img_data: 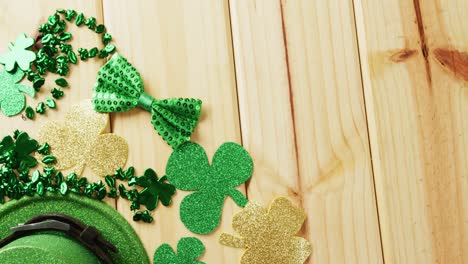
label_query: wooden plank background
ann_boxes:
[0,0,466,263]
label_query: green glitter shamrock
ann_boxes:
[0,68,35,116]
[130,168,176,211]
[166,142,253,235]
[153,237,205,264]
[0,33,36,72]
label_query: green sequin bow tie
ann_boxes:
[93,53,202,149]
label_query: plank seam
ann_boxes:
[350,0,386,262]
[227,0,249,198]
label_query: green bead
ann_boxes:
[60,182,68,195]
[98,49,108,59]
[38,24,50,33]
[68,50,77,64]
[59,32,72,41]
[41,33,53,44]
[51,88,64,99]
[43,166,55,176]
[78,48,89,60]
[85,17,96,30]
[43,45,58,57]
[133,210,153,223]
[25,106,35,120]
[60,43,72,53]
[77,177,88,187]
[108,188,118,198]
[55,78,68,87]
[76,13,85,26]
[66,173,77,185]
[24,183,34,196]
[32,76,45,90]
[118,184,128,199]
[65,10,77,21]
[104,175,115,187]
[26,71,38,81]
[36,181,45,196]
[95,24,105,33]
[102,33,112,45]
[35,102,46,114]
[37,142,50,155]
[103,44,116,54]
[47,14,59,27]
[45,98,56,109]
[56,55,68,64]
[41,155,56,164]
[130,201,140,211]
[53,20,66,34]
[88,47,98,58]
[31,170,40,183]
[56,63,69,76]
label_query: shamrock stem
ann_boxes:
[219,233,246,248]
[227,188,248,207]
[74,162,85,176]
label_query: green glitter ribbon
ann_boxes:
[92,53,202,149]
[166,142,253,235]
[0,68,35,116]
[153,237,205,264]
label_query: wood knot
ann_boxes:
[433,48,468,82]
[390,49,418,63]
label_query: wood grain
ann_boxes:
[102,0,243,262]
[0,1,466,263]
[353,0,468,262]
[230,0,383,263]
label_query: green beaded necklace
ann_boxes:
[0,9,115,118]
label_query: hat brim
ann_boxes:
[0,193,149,264]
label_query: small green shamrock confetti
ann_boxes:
[0,68,35,116]
[37,143,50,155]
[45,98,56,109]
[154,237,205,264]
[0,33,36,72]
[166,142,253,235]
[25,106,35,120]
[35,102,46,114]
[51,87,64,99]
[133,210,153,223]
[130,168,176,211]
[0,131,39,171]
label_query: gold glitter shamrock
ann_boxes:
[37,100,128,177]
[0,33,36,72]
[219,197,312,264]
[0,68,35,116]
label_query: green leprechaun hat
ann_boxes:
[0,193,149,264]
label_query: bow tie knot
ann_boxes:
[93,53,202,149]
[137,92,154,112]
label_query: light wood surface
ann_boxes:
[230,0,382,263]
[0,0,466,263]
[354,0,468,263]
